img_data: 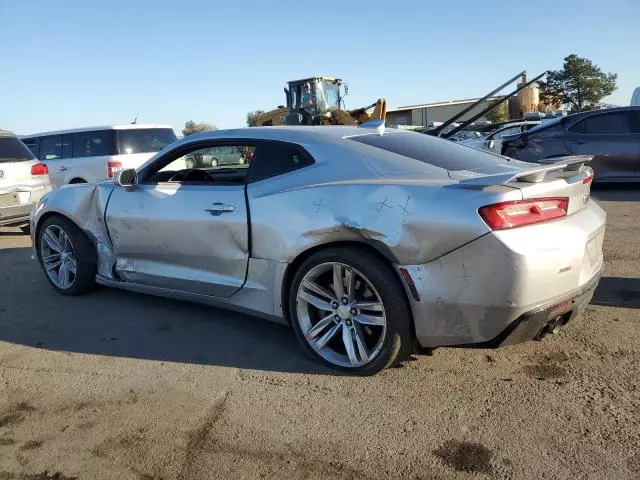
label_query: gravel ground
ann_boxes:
[0,185,638,480]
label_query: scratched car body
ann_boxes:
[31,126,606,374]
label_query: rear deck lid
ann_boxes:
[450,155,594,215]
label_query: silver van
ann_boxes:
[21,125,177,188]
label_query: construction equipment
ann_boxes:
[425,71,547,139]
[253,77,387,127]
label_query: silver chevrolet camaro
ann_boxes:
[30,125,606,374]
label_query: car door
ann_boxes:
[104,141,252,298]
[565,110,639,181]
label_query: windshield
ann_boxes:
[315,81,341,113]
[116,128,177,155]
[0,135,36,163]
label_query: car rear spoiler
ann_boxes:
[457,155,593,185]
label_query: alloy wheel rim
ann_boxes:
[40,225,77,290]
[296,262,387,368]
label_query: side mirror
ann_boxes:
[114,168,137,190]
[487,140,495,150]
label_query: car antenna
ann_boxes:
[131,110,140,124]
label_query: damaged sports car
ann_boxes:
[31,126,606,374]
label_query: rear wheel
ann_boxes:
[289,247,413,375]
[36,216,97,296]
[210,158,219,167]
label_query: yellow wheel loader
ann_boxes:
[253,77,387,127]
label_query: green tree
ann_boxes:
[182,120,216,136]
[484,100,508,123]
[542,54,617,112]
[246,110,265,127]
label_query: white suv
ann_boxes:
[21,125,177,188]
[0,130,52,233]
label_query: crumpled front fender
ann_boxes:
[31,183,117,278]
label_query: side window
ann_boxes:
[583,112,632,134]
[61,135,73,158]
[248,141,313,182]
[39,136,62,160]
[21,138,39,158]
[73,130,114,158]
[147,143,256,184]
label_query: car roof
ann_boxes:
[496,121,540,128]
[174,125,388,145]
[21,124,174,138]
[566,105,640,120]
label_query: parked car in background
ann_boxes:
[21,125,177,188]
[447,131,484,143]
[502,107,640,182]
[184,145,254,168]
[31,126,603,374]
[0,130,52,233]
[460,121,540,153]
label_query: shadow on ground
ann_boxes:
[0,246,329,374]
[592,276,640,309]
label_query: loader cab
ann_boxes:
[284,77,345,125]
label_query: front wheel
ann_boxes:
[36,215,97,296]
[289,247,413,375]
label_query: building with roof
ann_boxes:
[385,97,503,128]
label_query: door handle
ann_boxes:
[204,202,235,216]
[59,166,69,171]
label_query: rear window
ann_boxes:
[116,128,177,155]
[348,132,511,171]
[525,117,563,134]
[0,135,36,163]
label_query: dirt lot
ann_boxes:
[0,186,639,480]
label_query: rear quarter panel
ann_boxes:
[246,172,521,266]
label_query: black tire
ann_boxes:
[288,247,413,375]
[36,215,97,296]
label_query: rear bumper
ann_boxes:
[0,187,50,227]
[0,202,33,227]
[397,200,606,348]
[485,268,600,346]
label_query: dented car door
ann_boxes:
[104,183,249,298]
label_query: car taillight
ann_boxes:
[107,161,123,178]
[31,163,49,175]
[582,171,593,184]
[479,197,569,230]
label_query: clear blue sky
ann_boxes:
[1,0,638,135]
